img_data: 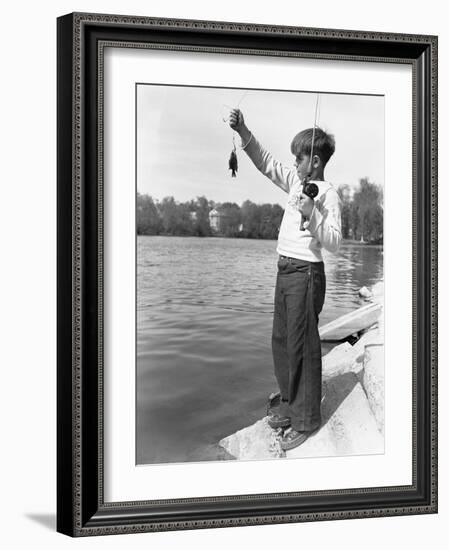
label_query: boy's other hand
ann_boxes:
[298,193,314,219]
[229,108,245,132]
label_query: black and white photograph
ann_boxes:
[136,84,385,465]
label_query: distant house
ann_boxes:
[209,208,221,231]
[209,207,240,236]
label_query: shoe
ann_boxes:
[280,428,310,450]
[268,414,291,429]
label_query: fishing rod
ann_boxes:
[299,93,321,230]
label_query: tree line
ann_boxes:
[136,195,284,239]
[339,178,383,244]
[137,178,383,243]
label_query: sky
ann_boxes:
[137,84,384,206]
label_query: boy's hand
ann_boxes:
[298,193,314,219]
[229,108,245,132]
[229,108,252,146]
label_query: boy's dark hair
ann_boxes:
[290,127,335,166]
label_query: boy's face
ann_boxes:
[294,151,311,182]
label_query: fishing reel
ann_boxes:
[299,176,319,230]
[302,179,319,200]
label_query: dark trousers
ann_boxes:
[272,256,326,432]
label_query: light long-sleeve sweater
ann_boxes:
[243,134,342,262]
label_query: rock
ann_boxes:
[352,322,383,352]
[219,417,282,460]
[328,381,383,455]
[369,281,384,336]
[371,281,384,304]
[322,341,364,380]
[321,324,385,382]
[219,371,384,460]
[288,379,383,458]
[359,286,373,299]
[361,343,385,435]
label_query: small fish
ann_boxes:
[228,149,238,177]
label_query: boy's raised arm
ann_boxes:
[229,109,297,193]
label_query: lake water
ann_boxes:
[136,236,383,464]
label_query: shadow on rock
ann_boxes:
[321,371,359,428]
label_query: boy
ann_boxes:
[229,108,341,451]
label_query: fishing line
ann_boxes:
[307,93,321,174]
[236,89,249,108]
[223,90,250,177]
[221,90,250,122]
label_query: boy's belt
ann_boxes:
[278,255,324,271]
[279,254,308,263]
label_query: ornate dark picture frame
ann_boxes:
[57,12,438,537]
